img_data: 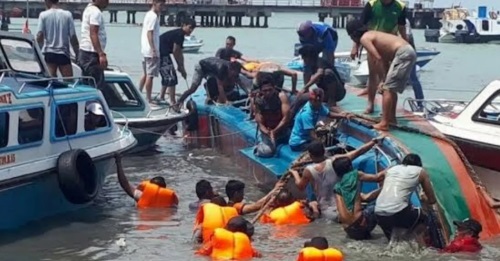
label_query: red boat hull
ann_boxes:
[451,136,500,172]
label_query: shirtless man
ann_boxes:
[346,19,416,131]
[241,61,298,93]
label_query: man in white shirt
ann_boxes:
[139,0,165,104]
[78,0,108,90]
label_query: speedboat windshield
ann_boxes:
[0,37,43,74]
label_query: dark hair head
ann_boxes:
[152,0,165,3]
[225,180,245,199]
[183,18,196,29]
[46,0,59,4]
[402,153,422,167]
[228,61,242,73]
[195,179,213,200]
[210,195,227,207]
[309,87,324,102]
[256,72,275,89]
[307,140,325,158]
[454,218,482,238]
[298,44,319,60]
[276,189,294,207]
[332,157,354,178]
[346,19,368,44]
[226,216,254,238]
[226,36,236,43]
[303,241,312,248]
[310,237,329,250]
[150,176,166,188]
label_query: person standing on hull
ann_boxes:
[290,138,381,221]
[297,20,338,64]
[78,0,109,89]
[154,19,196,105]
[346,19,416,131]
[36,0,79,78]
[138,0,164,104]
[374,153,437,244]
[350,0,408,114]
[254,74,292,158]
[175,57,243,108]
[215,36,258,63]
[405,18,425,111]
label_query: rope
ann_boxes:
[126,125,257,140]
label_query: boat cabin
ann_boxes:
[0,32,116,173]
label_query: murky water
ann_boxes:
[2,11,500,260]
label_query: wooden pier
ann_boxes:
[1,0,444,31]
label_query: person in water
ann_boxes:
[193,195,240,243]
[346,19,416,130]
[333,156,384,240]
[115,153,178,208]
[442,218,482,253]
[176,57,243,108]
[226,179,285,215]
[297,20,338,64]
[260,189,319,225]
[254,74,292,158]
[196,216,262,259]
[291,138,382,222]
[296,237,344,261]
[189,179,217,211]
[289,88,352,152]
[374,153,437,242]
[298,44,346,108]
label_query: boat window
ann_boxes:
[55,103,78,138]
[0,38,42,74]
[482,20,489,31]
[0,112,9,148]
[102,81,142,109]
[18,107,44,144]
[84,100,109,132]
[474,92,500,124]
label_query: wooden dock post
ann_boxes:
[1,3,8,31]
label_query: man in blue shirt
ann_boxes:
[297,20,338,64]
[289,88,352,152]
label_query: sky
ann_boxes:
[407,0,500,10]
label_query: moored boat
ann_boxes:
[182,73,500,240]
[183,35,203,53]
[0,31,136,229]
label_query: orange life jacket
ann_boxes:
[195,203,239,243]
[211,228,255,260]
[261,201,311,225]
[296,247,344,261]
[136,181,178,208]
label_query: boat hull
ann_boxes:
[0,157,114,230]
[447,135,500,172]
[183,44,203,53]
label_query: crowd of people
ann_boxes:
[33,0,487,259]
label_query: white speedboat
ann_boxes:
[184,35,203,53]
[0,31,136,230]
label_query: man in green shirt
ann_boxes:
[350,0,408,114]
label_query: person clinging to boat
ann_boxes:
[189,179,217,211]
[296,20,338,64]
[441,218,482,253]
[332,156,384,240]
[290,137,383,222]
[374,153,437,245]
[288,88,353,152]
[175,57,244,109]
[296,237,344,261]
[253,73,292,158]
[259,188,319,225]
[196,216,262,259]
[114,153,179,208]
[346,19,416,131]
[297,44,346,108]
[226,179,286,215]
[239,60,298,94]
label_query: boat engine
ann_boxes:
[315,120,340,148]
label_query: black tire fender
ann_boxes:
[57,149,99,204]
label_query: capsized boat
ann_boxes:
[182,73,500,241]
[184,35,203,53]
[405,80,500,199]
[0,31,136,230]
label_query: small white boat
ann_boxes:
[0,31,136,229]
[183,35,203,53]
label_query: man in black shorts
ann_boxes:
[175,57,243,108]
[374,154,437,242]
[156,18,196,105]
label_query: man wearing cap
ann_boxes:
[84,102,107,131]
[442,219,482,253]
[288,88,352,152]
[297,20,338,64]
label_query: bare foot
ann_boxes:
[357,89,369,96]
[364,105,374,114]
[373,122,390,131]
